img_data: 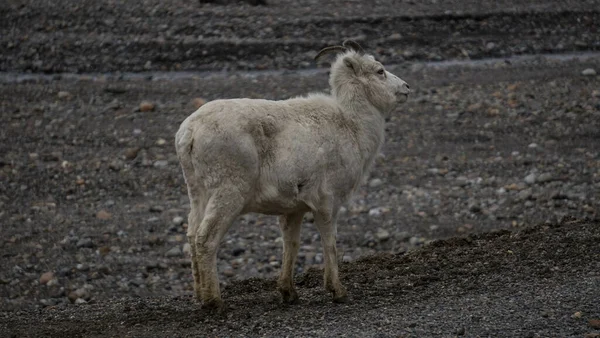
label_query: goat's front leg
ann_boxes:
[314,207,347,303]
[277,212,304,304]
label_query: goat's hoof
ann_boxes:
[332,293,348,304]
[202,299,225,312]
[279,288,300,304]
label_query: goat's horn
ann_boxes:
[314,46,348,61]
[342,40,365,54]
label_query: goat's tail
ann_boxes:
[175,126,197,185]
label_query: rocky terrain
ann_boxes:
[1,0,599,336]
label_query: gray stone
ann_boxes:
[153,160,169,168]
[172,216,184,226]
[581,68,597,76]
[368,178,383,188]
[375,228,390,241]
[537,172,553,183]
[524,173,537,184]
[76,238,94,248]
[165,246,182,257]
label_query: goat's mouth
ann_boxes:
[396,92,409,103]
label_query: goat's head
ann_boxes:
[315,40,410,115]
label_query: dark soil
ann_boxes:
[1,0,600,336]
[2,219,599,337]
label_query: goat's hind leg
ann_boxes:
[195,189,245,309]
[277,212,304,304]
[186,199,205,300]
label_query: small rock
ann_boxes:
[75,298,88,304]
[192,97,207,109]
[454,327,466,336]
[518,189,532,201]
[139,101,155,112]
[183,243,191,255]
[39,272,54,285]
[368,178,383,188]
[232,247,246,257]
[149,205,164,213]
[582,68,597,76]
[155,138,167,146]
[573,311,583,319]
[368,208,383,217]
[524,173,537,184]
[68,288,89,303]
[223,268,235,277]
[154,160,169,168]
[469,204,482,213]
[124,147,141,160]
[589,319,600,329]
[96,210,112,220]
[456,176,469,187]
[57,91,71,99]
[409,236,424,246]
[537,172,553,183]
[528,143,538,149]
[485,42,496,50]
[388,33,402,40]
[165,246,182,257]
[172,216,184,226]
[395,231,411,241]
[76,238,94,248]
[375,228,390,241]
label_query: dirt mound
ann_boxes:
[2,218,599,337]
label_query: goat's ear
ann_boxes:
[343,56,359,75]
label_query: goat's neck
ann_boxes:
[335,90,386,172]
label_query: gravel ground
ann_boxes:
[1,0,599,336]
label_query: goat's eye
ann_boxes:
[377,69,385,75]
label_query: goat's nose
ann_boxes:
[400,82,410,94]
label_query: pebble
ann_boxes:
[68,288,89,303]
[375,228,390,241]
[232,247,246,257]
[182,243,191,255]
[456,176,469,187]
[395,231,411,242]
[149,205,164,213]
[76,238,94,248]
[573,311,583,319]
[192,97,207,109]
[368,178,383,188]
[57,91,71,99]
[165,246,182,257]
[524,173,537,184]
[139,101,155,112]
[536,172,553,183]
[581,68,597,76]
[223,268,235,277]
[368,208,383,217]
[153,160,169,168]
[589,319,600,329]
[123,147,141,160]
[39,272,54,285]
[172,216,185,226]
[409,236,425,246]
[528,143,538,149]
[96,210,112,220]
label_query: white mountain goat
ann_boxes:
[175,40,410,309]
